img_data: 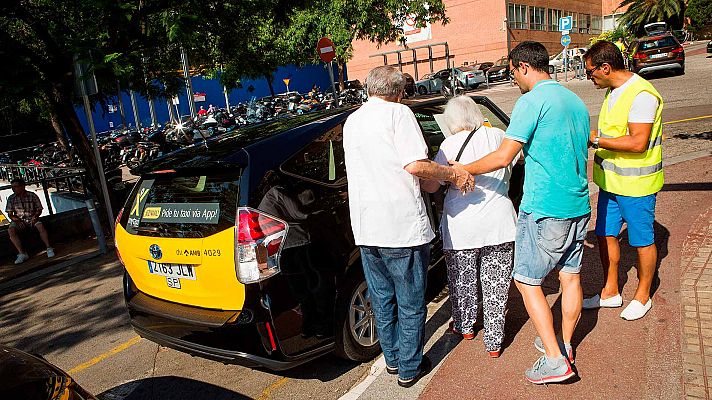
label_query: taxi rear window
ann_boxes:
[121,172,240,238]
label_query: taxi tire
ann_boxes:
[334,270,381,362]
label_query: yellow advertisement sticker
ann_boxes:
[142,206,162,220]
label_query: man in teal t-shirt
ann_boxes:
[454,41,590,384]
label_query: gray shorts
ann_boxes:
[512,211,591,286]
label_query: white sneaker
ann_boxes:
[582,294,623,309]
[14,253,29,264]
[620,299,653,321]
[46,248,55,258]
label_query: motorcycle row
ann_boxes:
[1,86,367,188]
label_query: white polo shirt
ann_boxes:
[343,97,435,247]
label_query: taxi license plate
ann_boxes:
[147,261,196,280]
[650,53,667,59]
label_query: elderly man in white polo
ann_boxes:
[343,65,473,388]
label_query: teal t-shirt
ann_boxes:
[505,80,591,219]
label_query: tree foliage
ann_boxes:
[687,0,712,34]
[617,0,686,37]
[0,0,448,227]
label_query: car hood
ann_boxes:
[0,346,77,399]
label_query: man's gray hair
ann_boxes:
[443,96,485,133]
[365,66,406,98]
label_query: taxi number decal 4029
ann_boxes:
[203,249,221,257]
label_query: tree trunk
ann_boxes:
[337,60,345,91]
[266,76,275,97]
[45,80,112,232]
[44,98,71,155]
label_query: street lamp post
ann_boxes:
[180,46,197,119]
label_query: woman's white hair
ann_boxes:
[443,96,485,134]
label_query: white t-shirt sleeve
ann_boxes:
[393,106,429,168]
[628,91,659,123]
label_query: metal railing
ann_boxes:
[0,164,88,215]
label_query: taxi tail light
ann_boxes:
[671,47,684,54]
[632,52,648,60]
[234,207,288,284]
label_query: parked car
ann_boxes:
[0,345,97,399]
[455,66,487,89]
[629,34,685,75]
[415,67,486,95]
[486,57,510,82]
[548,48,588,74]
[644,22,668,36]
[115,96,522,371]
[707,40,712,54]
[403,73,416,97]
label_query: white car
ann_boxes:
[549,47,588,73]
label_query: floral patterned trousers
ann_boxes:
[444,242,514,351]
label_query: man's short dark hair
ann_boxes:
[10,178,25,186]
[583,41,625,71]
[508,41,550,73]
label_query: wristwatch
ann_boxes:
[591,135,600,149]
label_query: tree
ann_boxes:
[275,0,448,88]
[617,0,686,37]
[687,0,712,34]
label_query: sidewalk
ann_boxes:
[417,156,711,399]
[0,237,102,293]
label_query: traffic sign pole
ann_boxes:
[317,37,339,106]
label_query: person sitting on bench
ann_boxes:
[5,178,54,264]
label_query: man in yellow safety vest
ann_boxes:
[581,41,663,321]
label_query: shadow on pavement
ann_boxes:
[0,253,127,356]
[99,376,251,400]
[661,182,712,191]
[671,131,712,141]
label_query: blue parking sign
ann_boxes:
[561,34,571,47]
[559,16,573,31]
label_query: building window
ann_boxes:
[578,14,591,34]
[591,15,602,34]
[567,12,578,31]
[548,9,563,31]
[508,3,528,30]
[603,13,624,32]
[529,6,546,31]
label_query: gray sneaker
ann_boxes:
[525,355,575,384]
[534,336,574,364]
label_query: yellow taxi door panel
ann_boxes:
[116,225,245,310]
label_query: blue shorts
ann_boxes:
[512,212,591,286]
[595,190,656,247]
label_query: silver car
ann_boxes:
[416,67,485,95]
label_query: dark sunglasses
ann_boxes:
[585,64,602,78]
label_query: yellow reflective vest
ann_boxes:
[593,76,664,197]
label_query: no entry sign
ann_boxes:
[317,37,336,63]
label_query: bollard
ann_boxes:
[85,198,107,254]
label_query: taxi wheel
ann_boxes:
[334,271,381,362]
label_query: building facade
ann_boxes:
[348,0,614,82]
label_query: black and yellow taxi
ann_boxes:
[115,96,519,370]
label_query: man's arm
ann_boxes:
[590,123,653,153]
[420,178,442,194]
[404,160,473,191]
[452,138,523,175]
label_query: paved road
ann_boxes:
[0,43,709,400]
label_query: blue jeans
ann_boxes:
[360,244,429,380]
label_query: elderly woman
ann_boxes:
[422,96,517,358]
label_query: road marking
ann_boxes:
[68,336,142,375]
[664,115,712,125]
[257,376,290,400]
